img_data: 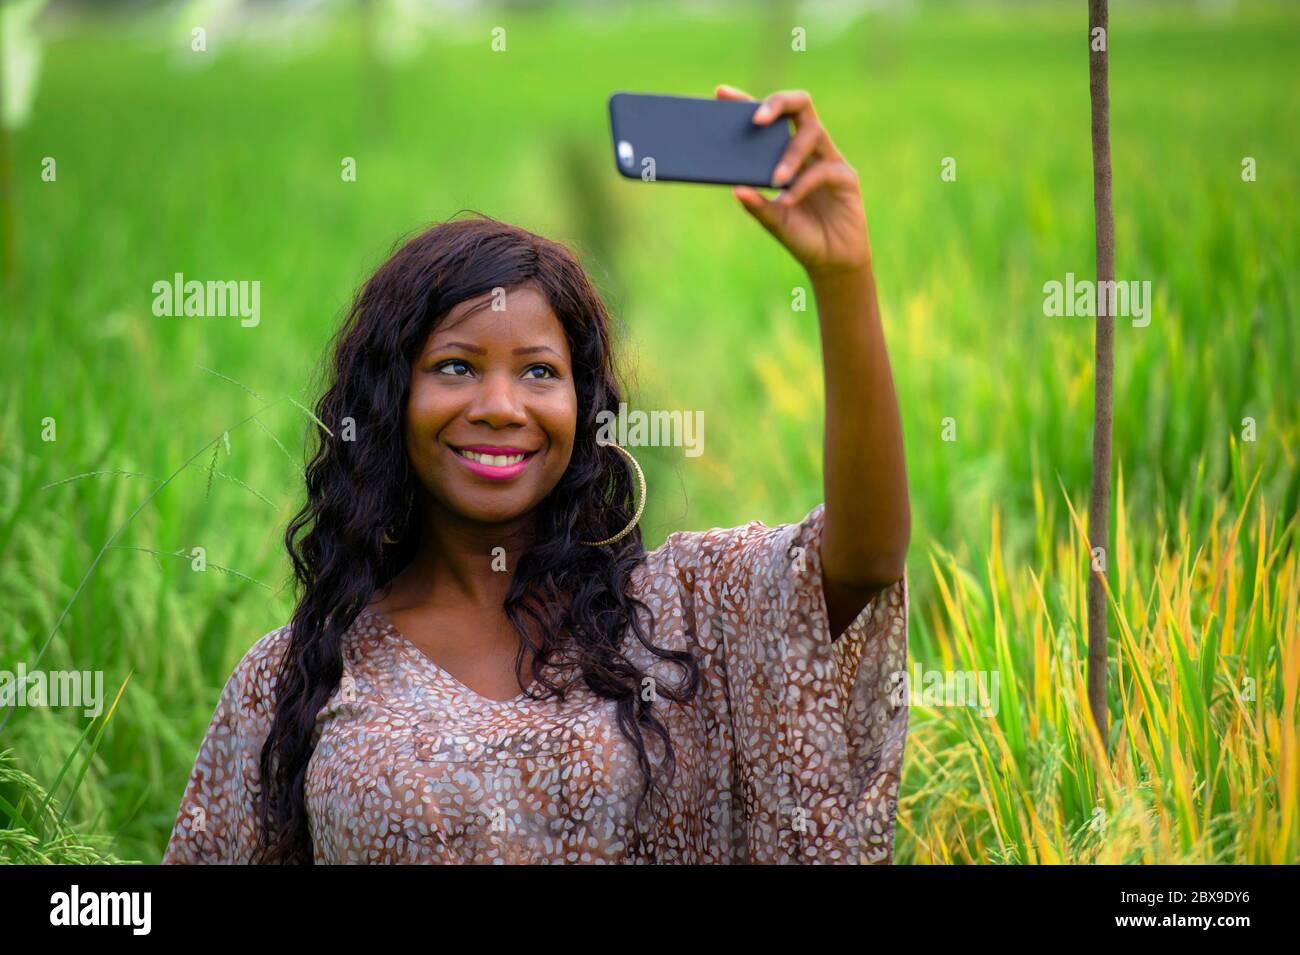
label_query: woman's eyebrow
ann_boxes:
[430,341,564,359]
[513,345,564,358]
[431,340,486,354]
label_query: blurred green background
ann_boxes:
[1,0,1296,863]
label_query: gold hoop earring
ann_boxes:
[580,442,647,547]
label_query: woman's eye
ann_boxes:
[525,364,557,380]
[435,359,472,376]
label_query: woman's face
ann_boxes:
[404,283,577,528]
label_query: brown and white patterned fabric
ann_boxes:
[162,502,908,864]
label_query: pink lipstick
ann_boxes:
[448,444,538,481]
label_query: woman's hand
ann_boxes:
[716,84,871,278]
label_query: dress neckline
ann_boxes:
[360,606,543,707]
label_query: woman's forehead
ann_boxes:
[425,290,570,355]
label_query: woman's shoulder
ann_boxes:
[640,502,826,583]
[216,621,295,720]
[242,621,294,675]
[220,610,385,705]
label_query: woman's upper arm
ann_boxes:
[161,625,289,864]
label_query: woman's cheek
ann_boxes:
[407,390,449,443]
[403,412,441,477]
[550,388,578,449]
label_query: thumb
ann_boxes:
[732,186,783,233]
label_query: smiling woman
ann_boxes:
[162,88,910,866]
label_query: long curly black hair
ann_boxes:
[254,213,700,863]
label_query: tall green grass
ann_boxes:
[1,2,1296,862]
[901,461,1297,863]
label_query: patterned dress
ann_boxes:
[162,502,909,864]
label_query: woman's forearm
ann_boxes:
[714,84,910,596]
[811,260,910,590]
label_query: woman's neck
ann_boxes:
[389,500,538,610]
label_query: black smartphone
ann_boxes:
[608,92,793,187]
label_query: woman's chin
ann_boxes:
[446,494,538,528]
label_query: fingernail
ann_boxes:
[772,163,789,184]
[753,105,769,122]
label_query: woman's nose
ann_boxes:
[465,371,529,426]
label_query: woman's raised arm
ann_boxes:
[718,85,910,637]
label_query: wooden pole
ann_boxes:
[1086,0,1114,747]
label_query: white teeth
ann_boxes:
[456,449,527,467]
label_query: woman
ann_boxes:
[162,86,910,865]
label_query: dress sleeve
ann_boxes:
[661,502,909,864]
[161,626,288,864]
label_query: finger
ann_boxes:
[777,160,858,206]
[752,89,814,125]
[771,120,829,186]
[732,185,784,233]
[757,90,846,164]
[715,83,756,101]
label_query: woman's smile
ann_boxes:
[448,443,541,480]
